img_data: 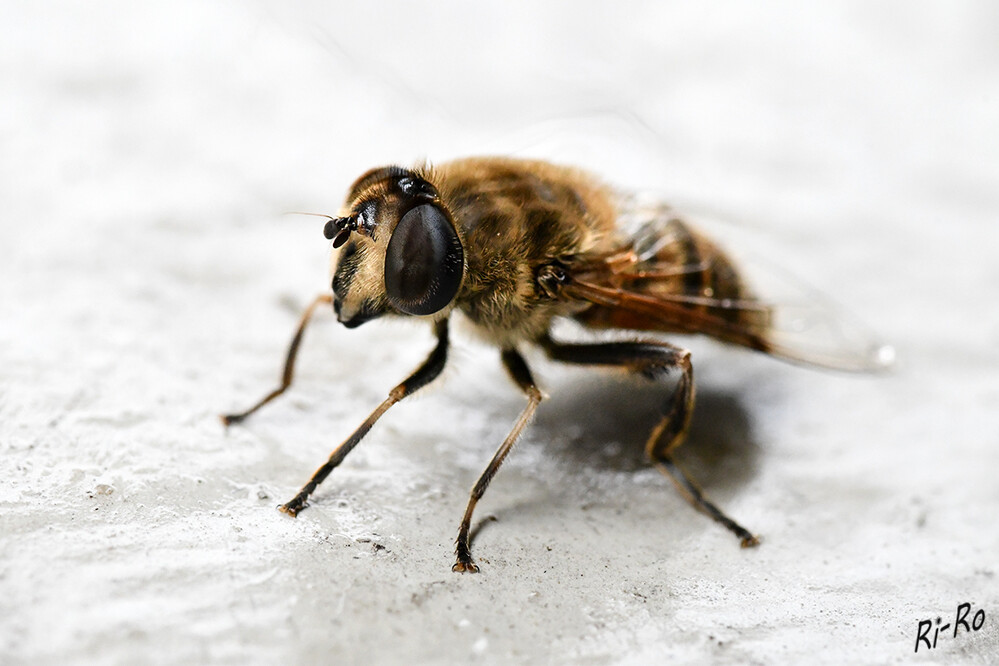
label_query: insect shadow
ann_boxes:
[539,371,759,482]
[466,368,762,545]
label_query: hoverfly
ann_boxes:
[223,157,891,573]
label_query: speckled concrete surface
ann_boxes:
[2,2,998,664]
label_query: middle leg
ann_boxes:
[453,348,543,573]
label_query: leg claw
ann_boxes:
[278,502,302,517]
[452,560,480,573]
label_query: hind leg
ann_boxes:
[541,335,759,547]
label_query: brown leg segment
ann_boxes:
[221,293,333,426]
[541,335,759,548]
[280,318,450,516]
[453,348,543,573]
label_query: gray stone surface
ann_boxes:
[2,2,998,664]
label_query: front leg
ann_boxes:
[281,318,450,516]
[222,293,332,426]
[453,349,543,573]
[541,334,759,547]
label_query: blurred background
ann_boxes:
[2,1,997,663]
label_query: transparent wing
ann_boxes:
[726,254,894,372]
[568,202,894,373]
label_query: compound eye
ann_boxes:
[384,204,463,315]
